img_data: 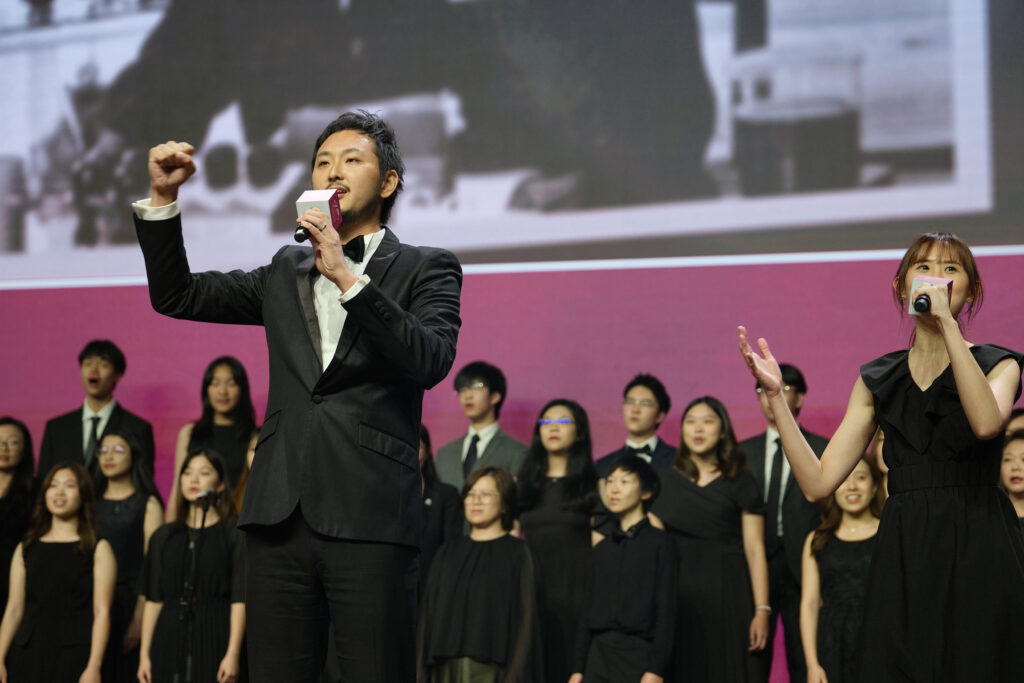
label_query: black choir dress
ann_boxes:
[141,520,246,683]
[0,481,36,618]
[814,535,875,683]
[5,541,95,682]
[519,478,593,683]
[417,534,543,683]
[858,344,1024,682]
[651,467,765,683]
[189,424,249,488]
[96,491,149,683]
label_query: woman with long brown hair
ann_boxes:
[740,232,1024,681]
[649,396,770,683]
[0,463,116,683]
[800,456,885,683]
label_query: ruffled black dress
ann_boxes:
[858,344,1024,682]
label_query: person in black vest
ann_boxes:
[738,363,828,683]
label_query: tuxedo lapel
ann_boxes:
[295,252,323,367]
[331,230,400,369]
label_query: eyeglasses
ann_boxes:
[538,418,573,425]
[457,381,488,393]
[0,439,23,451]
[623,398,657,409]
[756,385,796,395]
[99,445,127,454]
[465,490,498,503]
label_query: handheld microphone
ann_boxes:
[295,189,343,242]
[195,489,216,500]
[908,276,953,316]
[913,295,930,313]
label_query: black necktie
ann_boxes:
[85,416,101,464]
[463,434,480,478]
[342,236,365,263]
[764,438,784,556]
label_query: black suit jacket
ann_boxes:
[739,428,829,582]
[135,214,462,548]
[38,403,155,476]
[595,438,677,478]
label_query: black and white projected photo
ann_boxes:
[0,0,1020,285]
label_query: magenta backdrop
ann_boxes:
[3,252,1023,498]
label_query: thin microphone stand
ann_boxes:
[174,494,212,683]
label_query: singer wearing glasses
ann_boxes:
[739,232,1024,682]
[516,399,602,683]
[417,466,542,682]
[137,451,245,683]
[132,110,461,681]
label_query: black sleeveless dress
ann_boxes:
[96,491,149,683]
[858,344,1024,682]
[6,541,94,682]
[815,535,875,683]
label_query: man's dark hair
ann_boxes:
[623,373,671,415]
[453,361,508,420]
[607,453,661,513]
[311,110,405,224]
[78,339,126,375]
[753,363,808,395]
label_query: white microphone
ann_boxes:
[195,489,217,500]
[294,189,343,242]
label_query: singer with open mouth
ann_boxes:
[132,110,463,682]
[739,232,1024,683]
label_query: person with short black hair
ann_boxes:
[417,466,542,682]
[436,361,527,490]
[595,374,675,478]
[738,363,828,683]
[134,109,461,681]
[38,339,155,477]
[571,454,676,683]
[1006,407,1024,436]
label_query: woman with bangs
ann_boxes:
[0,463,116,683]
[740,232,1024,681]
[138,450,246,683]
[800,456,885,683]
[168,356,258,521]
[649,396,770,683]
[516,399,600,683]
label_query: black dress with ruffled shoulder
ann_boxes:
[858,344,1024,682]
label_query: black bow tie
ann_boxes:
[627,444,653,456]
[342,237,365,263]
[613,518,648,542]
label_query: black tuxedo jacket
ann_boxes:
[739,427,829,581]
[135,214,462,548]
[595,438,677,478]
[38,403,155,476]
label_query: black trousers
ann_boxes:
[757,541,806,683]
[583,631,652,683]
[244,509,418,683]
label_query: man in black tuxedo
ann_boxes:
[38,339,155,476]
[133,111,461,682]
[739,363,829,683]
[595,373,676,478]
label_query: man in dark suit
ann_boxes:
[38,339,155,476]
[435,361,527,490]
[739,363,829,683]
[595,373,676,478]
[133,111,461,682]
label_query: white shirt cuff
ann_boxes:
[132,198,181,221]
[338,274,371,303]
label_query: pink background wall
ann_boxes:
[4,251,1023,496]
